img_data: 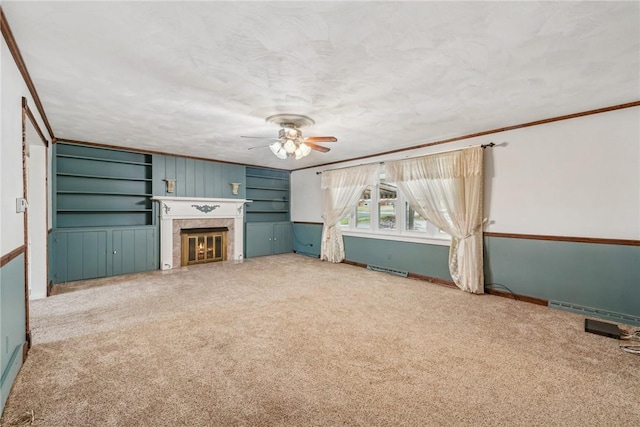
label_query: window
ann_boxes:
[339,165,450,244]
[356,186,372,229]
[406,203,426,232]
[378,180,397,230]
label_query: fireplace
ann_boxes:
[181,227,228,266]
[172,218,234,269]
[153,197,249,270]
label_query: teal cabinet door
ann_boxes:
[52,230,107,282]
[273,222,292,254]
[52,231,68,283]
[245,223,274,258]
[51,226,158,283]
[245,222,293,258]
[112,228,156,276]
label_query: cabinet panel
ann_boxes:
[245,223,274,258]
[52,227,158,283]
[273,222,293,254]
[52,231,68,283]
[66,232,85,281]
[82,231,108,280]
[245,221,292,258]
[112,228,158,276]
[53,230,108,282]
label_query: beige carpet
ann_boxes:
[1,253,639,426]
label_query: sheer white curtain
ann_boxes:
[386,147,485,293]
[321,164,379,263]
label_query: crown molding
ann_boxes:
[294,100,640,172]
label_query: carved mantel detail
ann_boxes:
[191,204,220,214]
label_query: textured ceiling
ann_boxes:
[3,1,639,170]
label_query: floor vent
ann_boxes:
[549,300,640,326]
[366,265,409,278]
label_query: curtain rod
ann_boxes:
[316,143,495,175]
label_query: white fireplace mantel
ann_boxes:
[153,197,250,270]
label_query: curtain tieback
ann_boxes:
[458,218,488,240]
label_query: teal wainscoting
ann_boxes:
[1,254,26,412]
[343,235,452,280]
[292,223,322,258]
[291,223,640,325]
[485,236,640,325]
[152,154,246,199]
[291,223,452,279]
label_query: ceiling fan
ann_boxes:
[242,114,337,159]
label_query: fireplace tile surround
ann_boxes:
[153,197,249,270]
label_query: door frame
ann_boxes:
[21,97,50,354]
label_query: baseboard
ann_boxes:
[549,300,640,327]
[406,272,457,288]
[293,250,320,258]
[485,288,548,306]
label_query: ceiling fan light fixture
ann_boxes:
[254,114,334,160]
[269,142,287,159]
[299,142,312,157]
[283,139,297,153]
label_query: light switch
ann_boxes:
[16,197,28,213]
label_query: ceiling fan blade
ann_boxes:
[241,135,277,140]
[247,144,271,150]
[305,136,338,143]
[306,142,331,153]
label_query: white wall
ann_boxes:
[290,169,323,222]
[1,38,49,255]
[1,39,26,254]
[291,106,640,240]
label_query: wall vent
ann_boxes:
[549,300,640,327]
[366,265,409,278]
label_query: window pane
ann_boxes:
[406,203,426,232]
[356,187,371,229]
[405,202,450,238]
[379,182,396,230]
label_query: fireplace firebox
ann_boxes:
[181,227,228,266]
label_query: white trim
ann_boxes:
[342,229,451,246]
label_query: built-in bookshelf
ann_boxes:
[245,167,290,223]
[54,143,153,228]
[244,167,292,257]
